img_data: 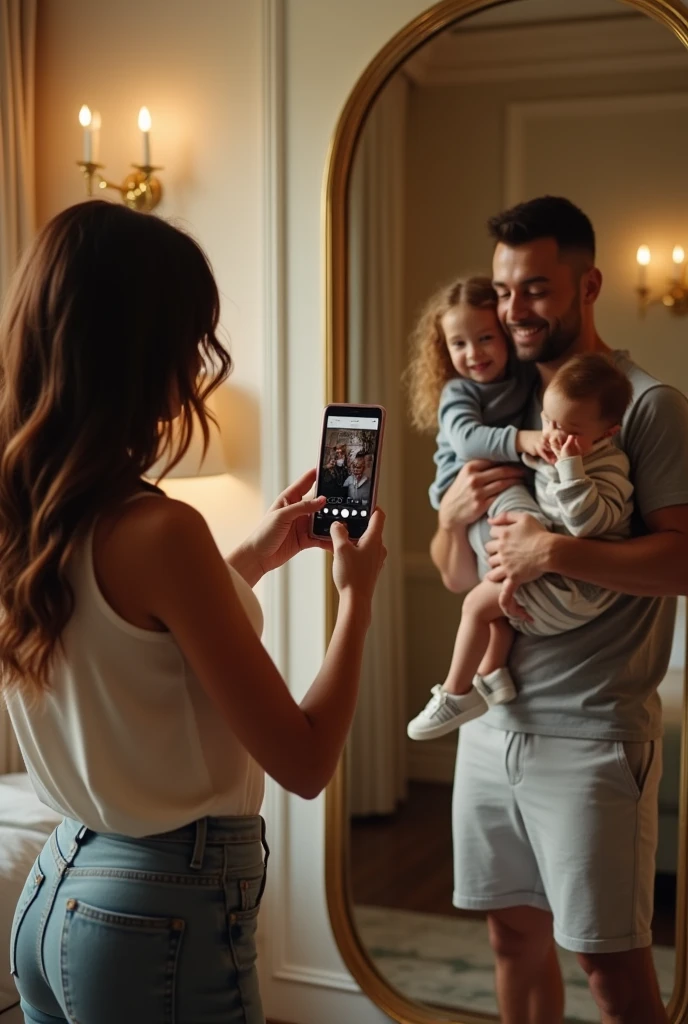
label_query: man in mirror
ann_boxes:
[344,450,372,503]
[431,196,688,1024]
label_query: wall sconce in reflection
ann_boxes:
[76,105,163,213]
[635,244,688,317]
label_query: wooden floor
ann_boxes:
[351,781,676,946]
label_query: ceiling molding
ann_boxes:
[403,15,688,84]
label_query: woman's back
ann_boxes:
[1,201,384,1024]
[6,494,265,836]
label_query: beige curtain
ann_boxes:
[0,0,37,300]
[0,0,35,774]
[347,73,408,816]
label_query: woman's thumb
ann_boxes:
[329,521,349,550]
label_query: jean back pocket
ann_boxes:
[60,898,184,1024]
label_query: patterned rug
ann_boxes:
[354,905,677,1023]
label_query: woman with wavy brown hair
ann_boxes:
[1,201,385,1024]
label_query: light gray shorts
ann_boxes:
[452,719,662,954]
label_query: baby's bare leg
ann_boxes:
[478,619,516,677]
[443,579,506,695]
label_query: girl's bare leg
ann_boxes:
[442,579,505,695]
[478,618,515,677]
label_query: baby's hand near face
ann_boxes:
[544,428,566,459]
[558,435,593,460]
[559,435,580,459]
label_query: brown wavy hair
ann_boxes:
[0,201,231,697]
[404,276,498,432]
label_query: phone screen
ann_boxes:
[312,405,383,539]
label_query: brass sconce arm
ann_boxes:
[77,161,163,213]
[76,106,163,213]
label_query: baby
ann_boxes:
[405,276,633,740]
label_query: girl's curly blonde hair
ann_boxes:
[404,276,498,432]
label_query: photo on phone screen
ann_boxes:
[311,404,385,540]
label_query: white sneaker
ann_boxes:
[473,667,517,706]
[407,685,488,741]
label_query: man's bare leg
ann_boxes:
[578,948,668,1024]
[487,906,564,1024]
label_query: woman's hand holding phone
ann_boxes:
[330,509,386,626]
[310,404,386,541]
[228,468,331,585]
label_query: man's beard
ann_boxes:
[506,297,582,364]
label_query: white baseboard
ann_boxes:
[406,737,456,784]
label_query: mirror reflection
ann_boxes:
[343,1,688,1020]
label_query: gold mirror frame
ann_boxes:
[323,1,688,1022]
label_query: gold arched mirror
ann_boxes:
[324,1,688,1022]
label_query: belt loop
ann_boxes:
[65,824,91,867]
[189,817,207,871]
[260,816,270,870]
[257,816,270,903]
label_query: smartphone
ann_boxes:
[310,403,386,540]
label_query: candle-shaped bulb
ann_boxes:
[79,105,93,163]
[138,106,152,132]
[138,106,152,167]
[89,111,101,164]
[636,245,650,292]
[672,245,685,265]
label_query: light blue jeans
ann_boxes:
[10,814,269,1023]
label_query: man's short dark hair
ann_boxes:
[488,196,595,261]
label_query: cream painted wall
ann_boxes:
[35,0,264,553]
[402,61,688,749]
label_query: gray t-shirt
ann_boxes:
[484,350,688,741]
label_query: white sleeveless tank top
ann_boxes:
[5,495,265,836]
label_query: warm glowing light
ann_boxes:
[636,245,651,267]
[138,106,152,132]
[78,105,92,128]
[673,245,685,265]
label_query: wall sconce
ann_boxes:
[143,386,261,556]
[147,408,228,482]
[76,105,163,213]
[635,244,688,317]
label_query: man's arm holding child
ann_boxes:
[488,505,688,602]
[430,459,526,592]
[486,386,688,607]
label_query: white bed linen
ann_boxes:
[0,775,61,1014]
